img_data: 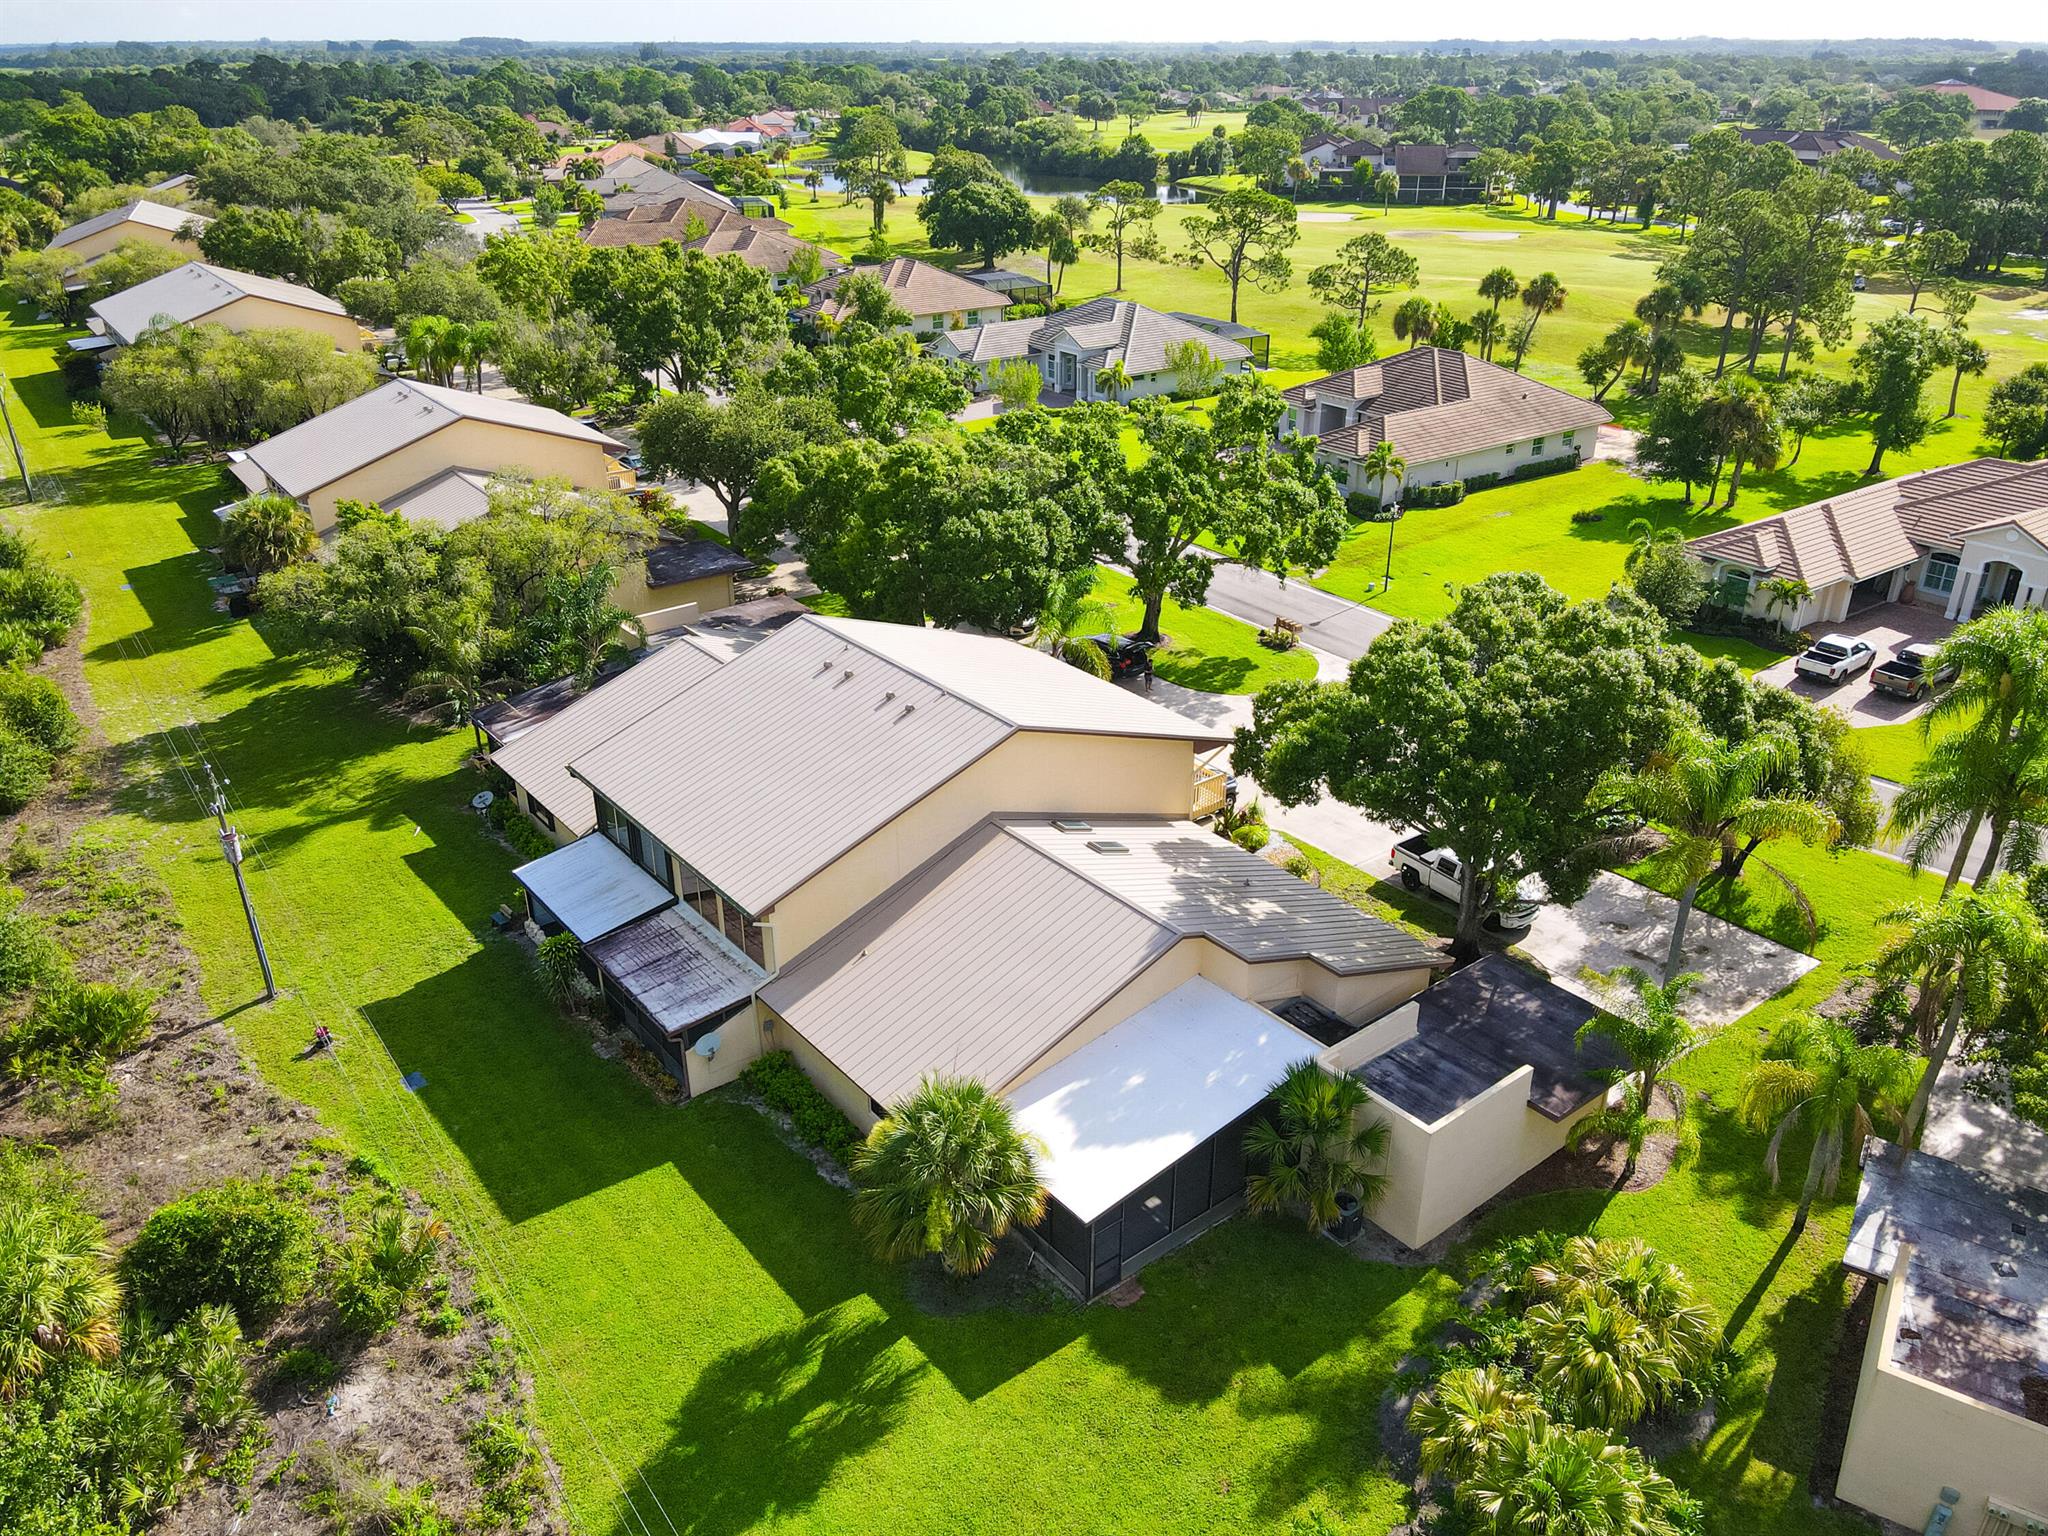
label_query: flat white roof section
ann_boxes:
[1008,977,1319,1223]
[513,833,674,944]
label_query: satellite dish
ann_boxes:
[694,1030,722,1060]
[471,790,495,811]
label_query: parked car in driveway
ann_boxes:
[1794,634,1877,685]
[1869,642,1956,701]
[1389,833,1540,933]
[1090,633,1157,681]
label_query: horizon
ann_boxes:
[8,0,2045,49]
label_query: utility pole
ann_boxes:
[0,368,31,502]
[206,763,276,1001]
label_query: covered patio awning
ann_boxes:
[225,452,268,497]
[1008,977,1318,1223]
[585,906,758,1040]
[514,834,673,944]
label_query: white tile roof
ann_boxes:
[47,198,210,251]
[490,638,726,837]
[569,615,1228,917]
[242,379,623,499]
[89,261,347,346]
[1030,298,1251,376]
[1287,347,1609,467]
[1010,978,1320,1220]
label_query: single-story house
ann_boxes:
[552,140,649,173]
[672,129,764,158]
[576,159,739,214]
[147,172,197,194]
[581,199,838,286]
[801,257,1010,335]
[1284,347,1610,494]
[930,298,1252,403]
[226,379,628,535]
[87,261,363,351]
[1736,128,1901,166]
[1685,458,2048,631]
[1316,955,1623,1248]
[45,198,211,267]
[1921,79,2021,134]
[1835,1141,2048,1527]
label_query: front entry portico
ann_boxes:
[1943,526,2048,622]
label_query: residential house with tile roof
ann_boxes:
[1922,79,2022,134]
[1684,459,2048,630]
[800,256,1010,335]
[930,298,1253,402]
[581,198,841,286]
[1283,347,1609,496]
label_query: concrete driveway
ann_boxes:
[1519,871,1820,1025]
[1754,600,1953,726]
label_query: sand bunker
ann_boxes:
[1295,211,1354,223]
[1386,229,1520,241]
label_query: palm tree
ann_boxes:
[1526,1293,1678,1430]
[1358,438,1407,507]
[1033,566,1115,678]
[1875,875,2048,1153]
[1462,1417,1690,1535]
[1602,719,1836,981]
[1574,969,1703,1179]
[1244,1058,1391,1231]
[1739,1014,1919,1234]
[1941,328,1989,419]
[464,319,502,391]
[851,1077,1046,1278]
[1525,1236,1718,1376]
[222,493,315,575]
[0,1196,123,1395]
[1710,379,1781,508]
[1478,265,1520,313]
[1391,295,1436,346]
[1889,607,2048,893]
[1372,169,1398,215]
[803,168,823,202]
[403,314,452,386]
[1510,271,1566,370]
[1468,307,1502,362]
[1409,1366,1540,1483]
[1093,359,1134,402]
[1756,576,1811,630]
[1621,517,1681,575]
[404,604,498,723]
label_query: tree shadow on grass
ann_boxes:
[81,551,236,661]
[614,1306,927,1536]
[1156,651,1260,693]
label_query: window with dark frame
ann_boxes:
[526,795,556,832]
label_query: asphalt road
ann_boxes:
[1198,558,1394,662]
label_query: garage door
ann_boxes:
[1848,570,1898,614]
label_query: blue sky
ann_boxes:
[8,1,2044,47]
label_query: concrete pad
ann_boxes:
[1519,871,1819,1025]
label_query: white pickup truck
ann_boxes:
[1389,833,1541,933]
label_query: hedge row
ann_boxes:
[740,1049,862,1164]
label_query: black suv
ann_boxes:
[1090,633,1157,680]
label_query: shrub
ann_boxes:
[123,1179,320,1325]
[1511,453,1583,483]
[1256,625,1300,651]
[4,976,154,1080]
[489,794,557,859]
[467,1412,546,1530]
[1570,508,1605,524]
[1403,480,1465,509]
[221,494,316,575]
[68,401,107,433]
[1344,490,1382,518]
[0,725,52,813]
[1462,471,1504,493]
[0,895,66,997]
[0,670,80,753]
[1629,544,1708,626]
[271,1345,340,1388]
[1232,823,1271,852]
[740,1050,860,1163]
[0,531,84,651]
[533,932,585,1006]
[333,1256,404,1337]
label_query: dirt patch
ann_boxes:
[899,1236,1069,1316]
[2,622,563,1535]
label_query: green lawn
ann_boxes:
[1092,565,1316,692]
[0,296,1946,1536]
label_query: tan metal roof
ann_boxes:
[381,467,493,529]
[758,819,1180,1105]
[47,198,211,252]
[1289,347,1609,467]
[89,261,348,345]
[490,638,726,836]
[568,615,1229,916]
[1687,459,2048,585]
[1001,817,1444,976]
[242,379,623,499]
[803,256,1000,321]
[759,813,1437,1107]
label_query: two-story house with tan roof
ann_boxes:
[86,261,366,351]
[1284,347,1610,496]
[1685,459,2048,631]
[496,613,1630,1295]
[226,378,630,536]
[45,198,211,268]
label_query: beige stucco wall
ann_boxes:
[59,220,203,268]
[610,565,734,624]
[212,295,365,352]
[1836,1242,2048,1527]
[999,939,1205,1092]
[513,783,577,848]
[1198,947,1433,1029]
[762,1003,881,1129]
[299,419,612,533]
[681,1000,763,1097]
[762,730,1202,964]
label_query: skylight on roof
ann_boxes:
[1052,819,1092,832]
[1087,839,1129,854]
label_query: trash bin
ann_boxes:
[1330,1191,1363,1242]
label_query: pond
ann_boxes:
[783,160,1205,203]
